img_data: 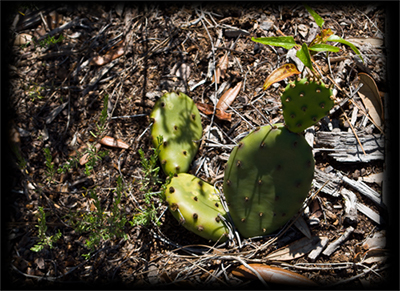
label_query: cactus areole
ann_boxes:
[165,173,229,242]
[150,92,202,175]
[281,77,334,133]
[223,124,314,238]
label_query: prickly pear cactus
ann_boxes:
[150,92,202,175]
[281,77,334,133]
[223,124,314,238]
[164,173,229,242]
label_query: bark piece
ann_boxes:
[308,236,329,261]
[313,168,341,197]
[314,131,384,162]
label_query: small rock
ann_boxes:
[260,19,274,31]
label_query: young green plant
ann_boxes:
[130,135,166,227]
[67,178,128,259]
[30,206,62,252]
[252,3,363,89]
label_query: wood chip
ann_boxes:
[322,226,354,256]
[356,203,385,225]
[340,174,386,209]
[313,168,341,197]
[340,188,358,224]
[308,236,329,261]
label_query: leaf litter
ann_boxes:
[4,2,393,289]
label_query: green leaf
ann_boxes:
[303,3,325,28]
[296,43,314,71]
[327,34,364,62]
[308,43,340,53]
[251,36,297,50]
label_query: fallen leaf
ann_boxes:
[196,102,214,115]
[362,230,386,251]
[217,81,242,113]
[345,37,384,48]
[358,72,384,127]
[91,46,125,66]
[265,236,325,261]
[263,63,300,90]
[99,136,130,149]
[14,33,33,46]
[232,264,318,286]
[46,101,69,124]
[79,143,102,165]
[212,52,229,84]
[196,102,232,121]
[362,248,389,264]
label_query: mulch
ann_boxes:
[3,2,399,289]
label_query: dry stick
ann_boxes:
[198,8,219,143]
[322,226,354,256]
[340,107,367,155]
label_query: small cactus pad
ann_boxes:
[223,124,314,238]
[281,77,334,133]
[165,173,229,242]
[150,92,202,175]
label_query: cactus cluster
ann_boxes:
[150,76,333,242]
[150,92,202,175]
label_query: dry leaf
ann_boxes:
[232,264,318,286]
[99,136,130,149]
[266,236,325,261]
[79,143,102,165]
[91,46,125,66]
[346,37,384,48]
[212,52,229,84]
[362,230,386,251]
[263,63,301,90]
[196,102,233,122]
[362,249,389,264]
[196,102,215,115]
[217,81,242,112]
[14,33,33,46]
[358,72,384,127]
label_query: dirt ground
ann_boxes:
[3,2,399,289]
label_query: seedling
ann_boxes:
[130,136,166,227]
[252,3,363,89]
[44,147,55,182]
[66,179,128,259]
[30,206,62,252]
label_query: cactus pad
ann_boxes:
[150,92,202,175]
[223,124,314,238]
[281,77,334,133]
[165,173,229,242]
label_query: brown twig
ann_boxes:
[340,107,367,156]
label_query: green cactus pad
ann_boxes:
[281,77,334,133]
[164,173,229,242]
[150,92,202,175]
[223,124,314,238]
